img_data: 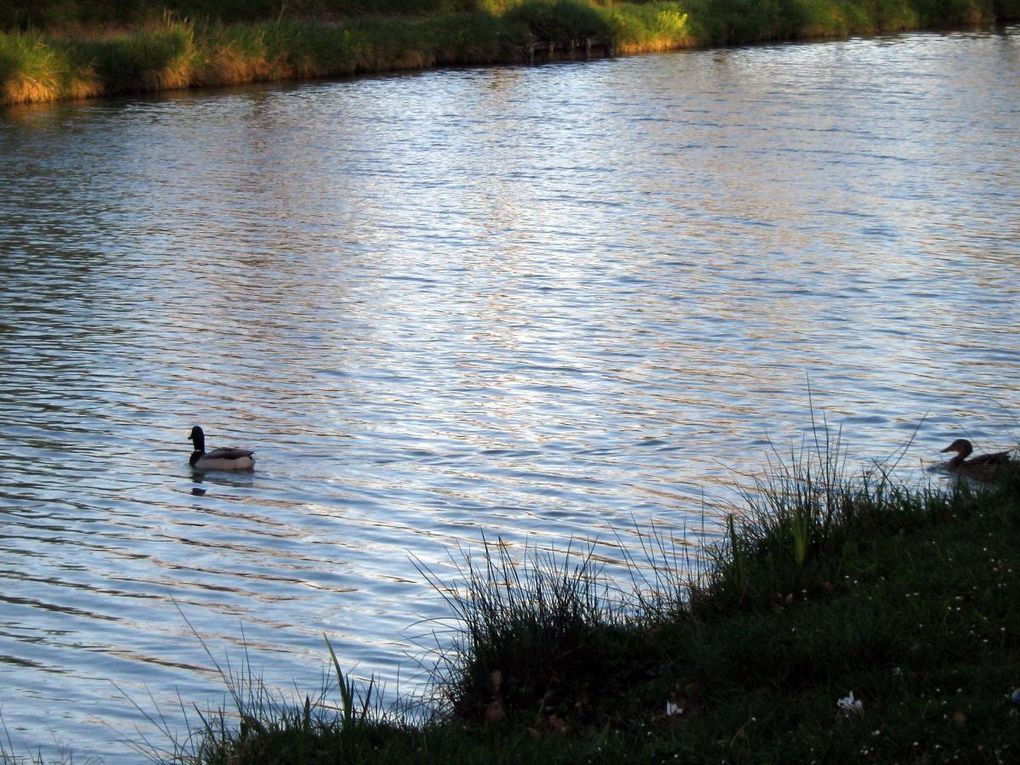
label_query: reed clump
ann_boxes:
[75,18,194,92]
[2,0,1018,105]
[0,30,100,104]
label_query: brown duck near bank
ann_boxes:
[940,438,1012,480]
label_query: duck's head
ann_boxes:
[188,426,205,448]
[940,438,973,458]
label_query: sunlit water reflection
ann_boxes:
[1,26,1018,761]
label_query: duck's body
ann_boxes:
[940,438,1011,480]
[189,426,255,471]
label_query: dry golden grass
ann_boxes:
[194,46,275,86]
[2,75,57,104]
[616,36,693,55]
[1,67,103,104]
[142,59,191,91]
[66,68,104,99]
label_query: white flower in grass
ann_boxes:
[665,701,683,716]
[838,691,863,715]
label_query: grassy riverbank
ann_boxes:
[131,437,1019,765]
[2,0,1019,105]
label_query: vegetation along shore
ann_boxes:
[33,435,1008,764]
[1,0,1019,106]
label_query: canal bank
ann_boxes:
[154,452,1020,765]
[2,0,1019,106]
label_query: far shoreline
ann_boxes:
[2,0,1019,107]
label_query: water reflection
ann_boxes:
[1,26,1019,763]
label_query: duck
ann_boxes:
[188,426,255,471]
[939,438,1011,480]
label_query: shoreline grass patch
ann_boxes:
[2,1,1019,105]
[76,17,195,93]
[6,427,1017,762]
[415,537,636,727]
[0,30,101,103]
[155,430,1018,764]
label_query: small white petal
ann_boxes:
[837,691,864,714]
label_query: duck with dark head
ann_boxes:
[188,426,256,472]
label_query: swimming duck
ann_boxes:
[188,426,255,471]
[939,438,1011,480]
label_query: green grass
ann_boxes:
[0,30,100,103]
[112,428,1017,764]
[3,0,1018,32]
[2,0,1018,105]
[76,19,194,92]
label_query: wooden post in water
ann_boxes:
[525,36,614,64]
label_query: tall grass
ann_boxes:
[605,2,691,52]
[122,616,394,764]
[0,30,100,103]
[415,425,1017,734]
[691,425,952,613]
[416,537,634,724]
[503,0,610,41]
[2,0,1017,105]
[76,18,194,93]
[0,0,486,30]
[680,0,1014,45]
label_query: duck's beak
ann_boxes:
[940,444,952,453]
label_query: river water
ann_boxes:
[1,26,1018,762]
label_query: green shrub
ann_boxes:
[425,11,522,65]
[504,0,610,42]
[603,2,689,50]
[418,539,629,722]
[0,31,61,101]
[76,20,193,92]
[0,30,102,101]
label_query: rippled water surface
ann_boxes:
[2,27,1019,761]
